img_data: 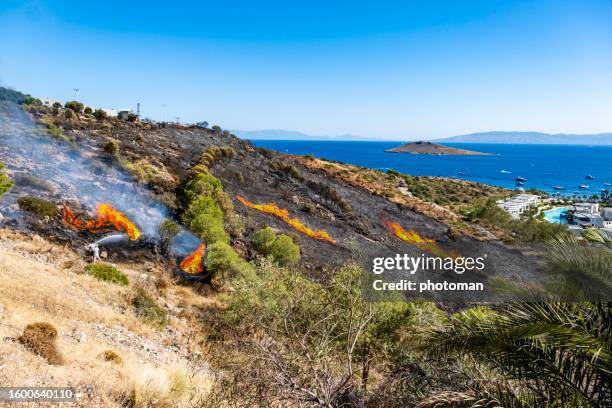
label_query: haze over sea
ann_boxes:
[251,140,612,195]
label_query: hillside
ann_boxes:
[435,131,612,145]
[3,95,607,407]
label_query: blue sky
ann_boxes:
[1,0,612,139]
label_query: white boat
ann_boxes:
[579,184,589,189]
[500,170,511,174]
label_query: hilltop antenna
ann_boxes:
[176,116,180,124]
[136,102,140,118]
[73,88,80,102]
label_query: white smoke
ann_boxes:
[0,102,201,258]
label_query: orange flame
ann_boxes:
[383,219,453,258]
[63,203,141,240]
[236,195,336,244]
[179,243,206,274]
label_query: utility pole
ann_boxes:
[175,116,180,124]
[73,88,80,102]
[136,102,140,118]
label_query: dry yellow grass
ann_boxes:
[0,229,213,407]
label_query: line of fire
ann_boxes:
[61,199,453,279]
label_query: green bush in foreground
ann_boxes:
[252,227,300,266]
[17,196,57,217]
[133,288,167,327]
[85,263,129,286]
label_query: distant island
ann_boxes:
[385,141,490,155]
[434,131,612,145]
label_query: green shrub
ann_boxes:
[184,173,223,201]
[127,113,138,122]
[17,196,57,217]
[64,109,76,119]
[85,263,129,286]
[253,227,276,253]
[103,139,119,156]
[270,160,303,181]
[252,227,300,266]
[64,100,84,113]
[93,108,107,120]
[205,242,254,279]
[84,107,93,114]
[133,288,167,327]
[0,163,13,197]
[269,234,300,266]
[159,218,181,241]
[182,196,229,244]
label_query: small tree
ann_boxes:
[212,125,222,135]
[84,106,93,114]
[127,112,138,122]
[64,100,84,113]
[93,108,107,121]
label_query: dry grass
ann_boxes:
[18,322,63,365]
[0,229,213,407]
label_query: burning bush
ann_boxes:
[17,196,57,217]
[0,162,13,197]
[63,203,141,240]
[253,227,301,266]
[18,322,63,365]
[182,196,229,244]
[85,263,129,286]
[133,288,167,327]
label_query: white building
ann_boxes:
[573,202,599,215]
[497,194,541,219]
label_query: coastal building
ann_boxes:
[573,202,599,215]
[497,194,541,219]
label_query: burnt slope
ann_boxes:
[1,104,540,292]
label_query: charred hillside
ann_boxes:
[0,98,539,295]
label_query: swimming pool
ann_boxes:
[543,207,569,224]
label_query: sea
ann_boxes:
[250,140,612,195]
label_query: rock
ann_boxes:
[100,251,108,259]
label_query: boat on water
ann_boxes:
[458,171,466,175]
[604,183,611,186]
[516,181,525,186]
[553,186,566,190]
[500,170,511,174]
[586,175,596,180]
[515,177,527,182]
[579,184,589,189]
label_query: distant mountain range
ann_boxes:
[234,129,612,145]
[434,131,612,145]
[231,129,377,141]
